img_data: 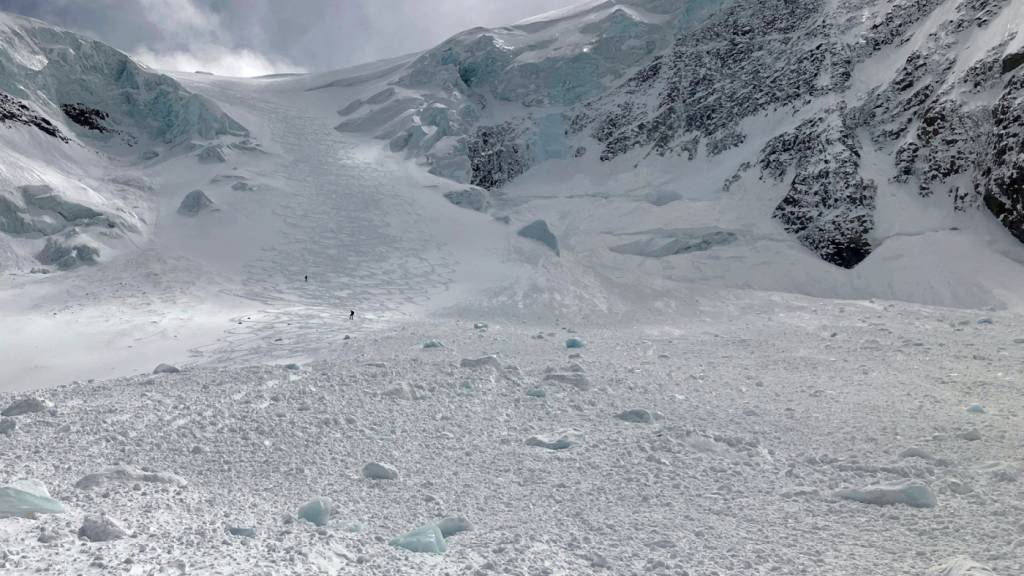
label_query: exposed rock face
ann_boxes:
[60,103,112,133]
[37,236,100,269]
[0,92,68,142]
[761,114,877,268]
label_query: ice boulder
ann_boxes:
[228,526,257,538]
[615,409,655,424]
[437,516,472,537]
[297,497,333,526]
[518,220,560,255]
[390,523,447,554]
[927,557,997,576]
[0,418,15,435]
[543,372,591,391]
[565,337,586,349]
[422,339,444,349]
[526,430,580,451]
[2,396,49,417]
[836,481,937,508]
[78,514,128,542]
[444,188,490,212]
[460,356,501,370]
[0,479,65,518]
[197,144,228,164]
[178,190,215,216]
[153,363,181,374]
[362,462,399,480]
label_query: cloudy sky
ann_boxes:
[0,0,578,76]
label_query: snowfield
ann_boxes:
[2,2,1024,574]
[2,302,1023,575]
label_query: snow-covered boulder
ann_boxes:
[178,190,215,216]
[0,479,64,518]
[78,514,128,542]
[836,481,937,509]
[2,396,49,417]
[197,144,228,164]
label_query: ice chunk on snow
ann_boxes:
[444,188,490,212]
[390,523,447,554]
[78,514,128,542]
[362,462,399,480]
[565,337,585,349]
[526,430,579,450]
[153,363,181,374]
[437,516,472,537]
[0,418,14,435]
[927,557,997,576]
[965,404,986,414]
[518,220,559,255]
[460,356,501,369]
[543,372,591,391]
[2,396,49,417]
[836,481,936,508]
[75,465,187,489]
[178,190,215,216]
[615,409,654,424]
[422,339,444,349]
[227,527,257,538]
[297,497,333,526]
[0,479,64,518]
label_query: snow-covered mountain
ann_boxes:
[333,0,1024,273]
[0,12,247,271]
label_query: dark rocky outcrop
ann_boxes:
[0,92,68,142]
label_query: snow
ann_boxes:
[0,3,1024,574]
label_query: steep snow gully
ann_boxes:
[2,2,1024,575]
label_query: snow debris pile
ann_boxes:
[836,481,937,509]
[0,479,64,518]
[2,396,49,417]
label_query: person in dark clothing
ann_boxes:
[304,275,308,282]
[350,310,355,319]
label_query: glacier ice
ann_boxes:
[390,523,448,554]
[518,220,559,255]
[0,479,64,518]
[178,190,215,216]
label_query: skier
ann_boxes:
[304,275,308,282]
[350,310,355,320]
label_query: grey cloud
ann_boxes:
[0,0,577,75]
